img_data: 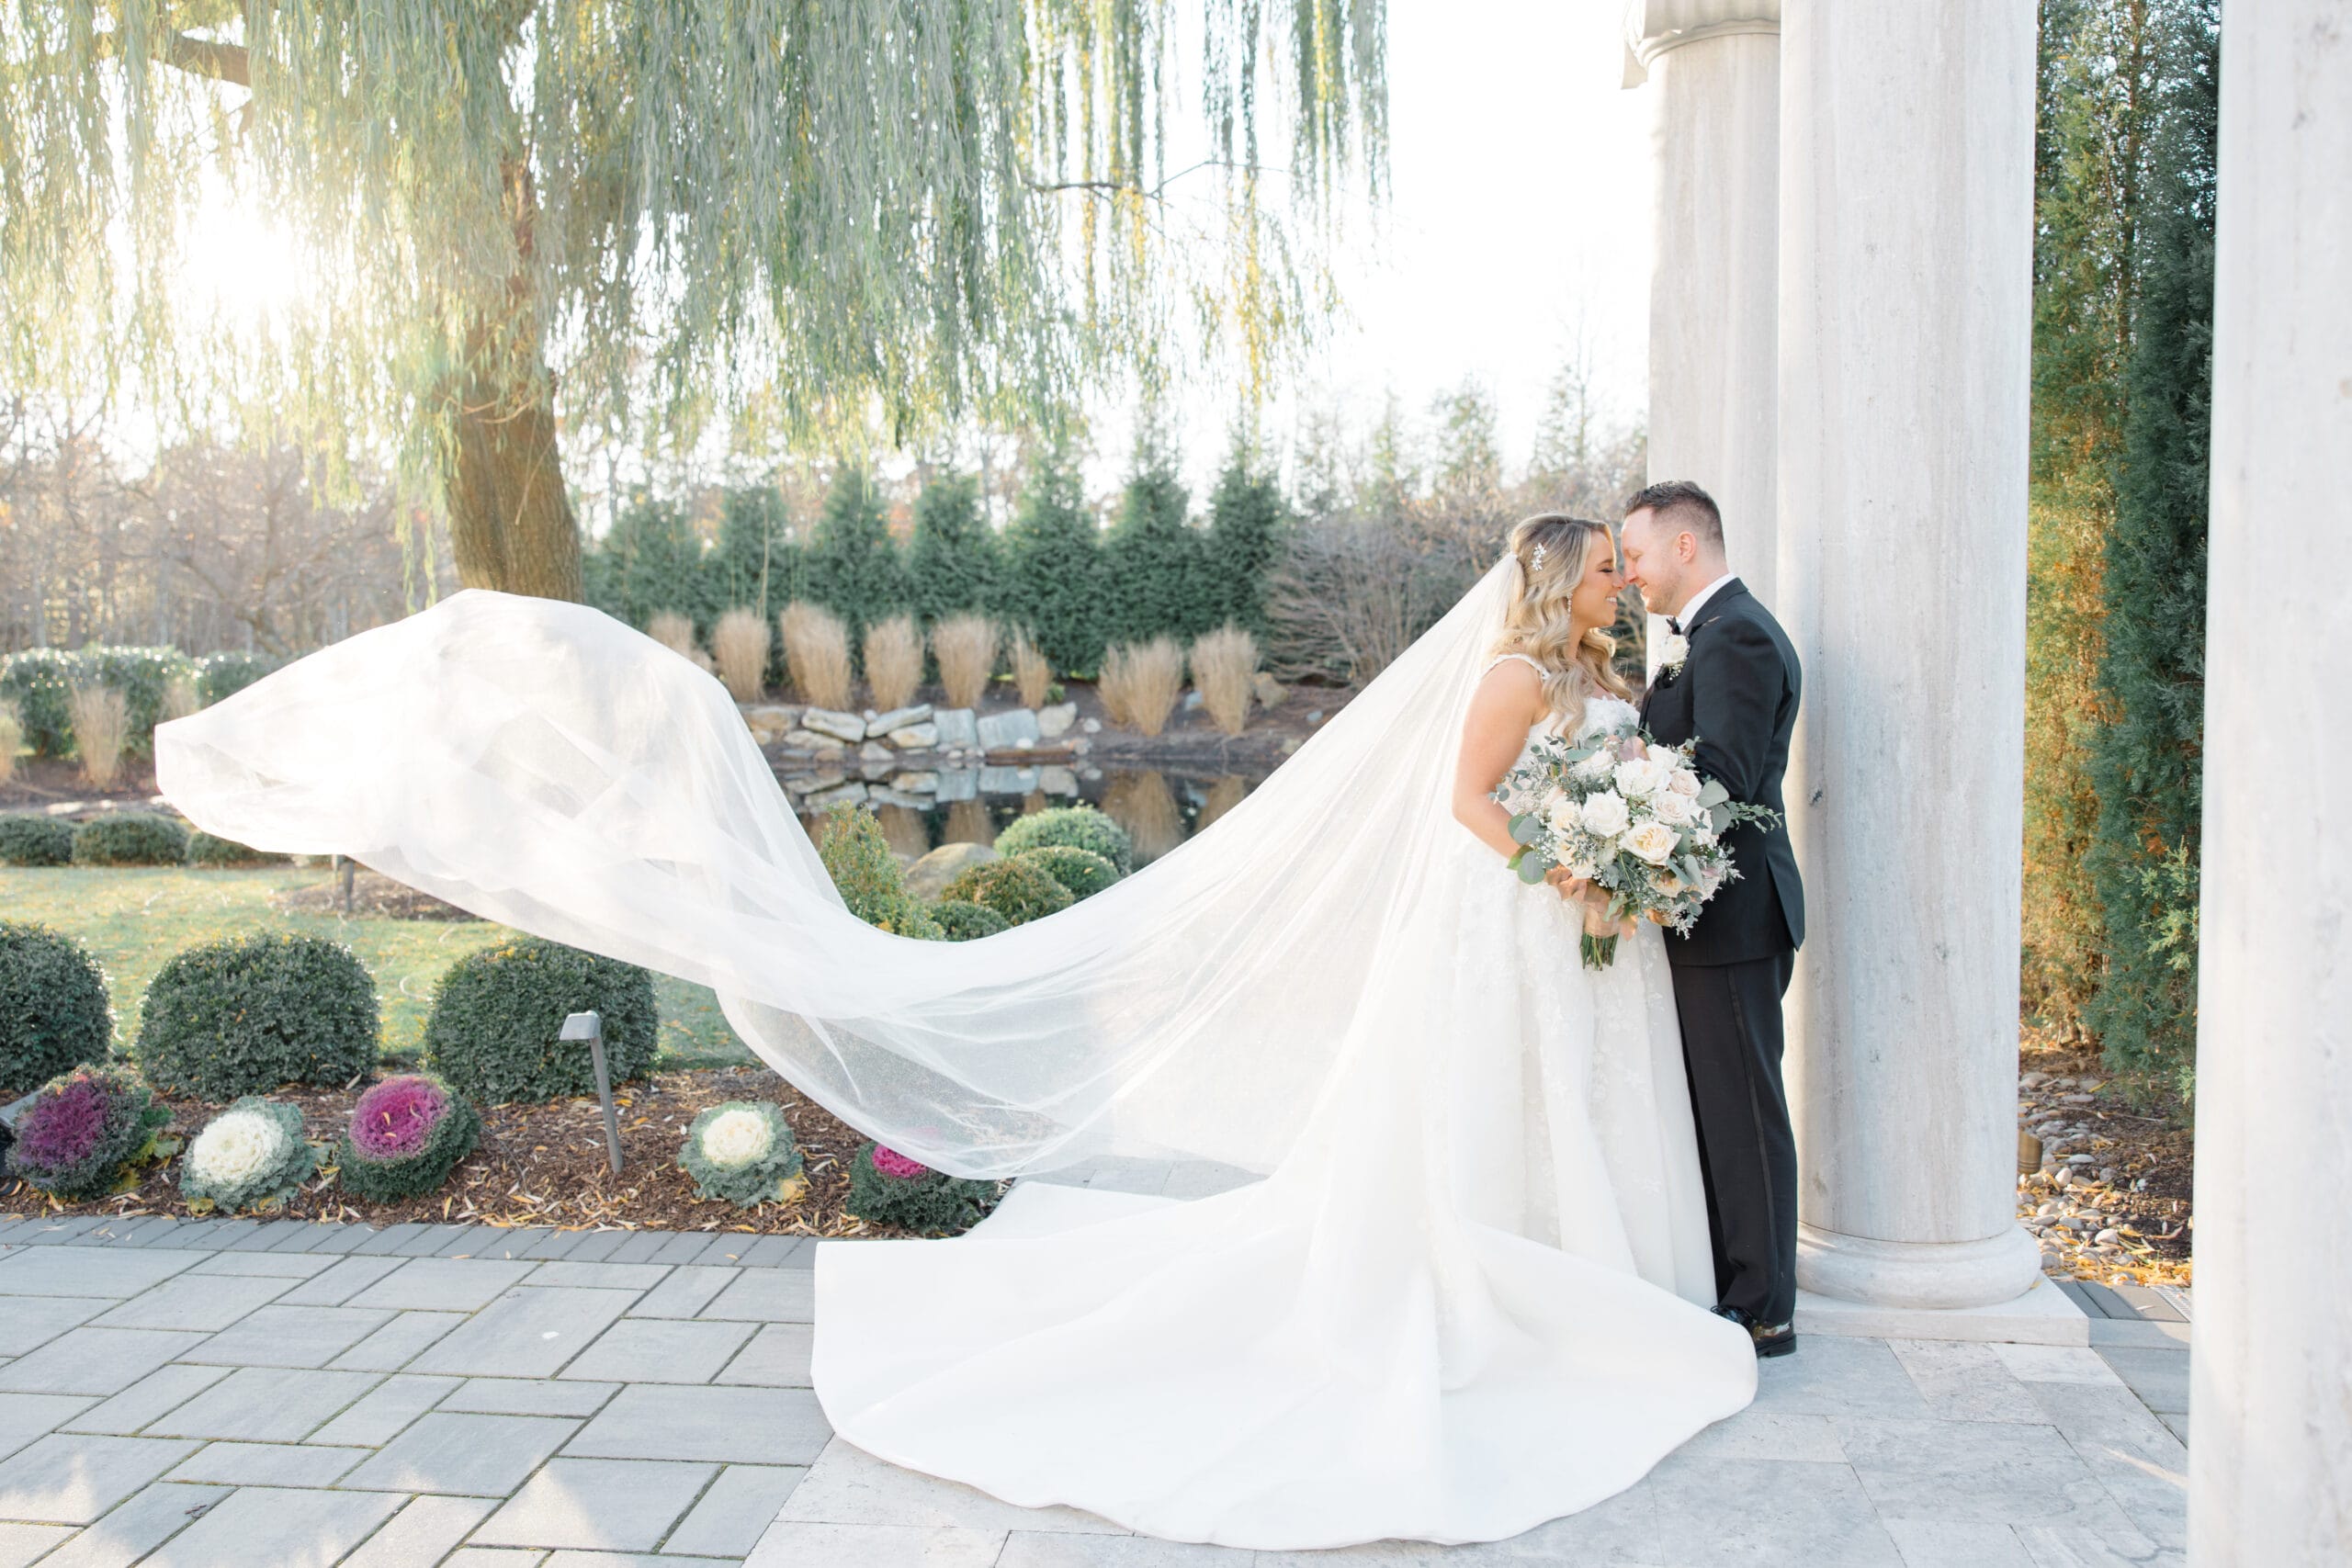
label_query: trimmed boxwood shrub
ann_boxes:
[0,813,74,866]
[336,1074,481,1201]
[843,1140,1000,1234]
[0,921,113,1092]
[137,933,380,1100]
[928,898,1011,942]
[1015,844,1120,900]
[72,813,191,866]
[185,830,288,867]
[7,1065,171,1199]
[0,649,79,758]
[197,650,281,705]
[992,805,1134,874]
[940,856,1073,926]
[424,938,658,1104]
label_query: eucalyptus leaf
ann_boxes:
[1509,812,1543,846]
[1517,853,1555,886]
[1698,780,1730,807]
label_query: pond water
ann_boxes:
[786,762,1273,867]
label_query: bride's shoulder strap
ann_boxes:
[1481,651,1547,680]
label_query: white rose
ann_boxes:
[1624,821,1679,865]
[1573,749,1617,783]
[190,1110,286,1187]
[1544,796,1582,838]
[1613,760,1660,799]
[1658,634,1690,668]
[701,1108,775,1169]
[1669,767,1702,797]
[1651,790,1697,828]
[1578,791,1631,839]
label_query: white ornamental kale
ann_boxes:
[699,1107,775,1169]
[679,1100,806,1210]
[181,1098,319,1213]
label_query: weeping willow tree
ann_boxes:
[1,2,1386,601]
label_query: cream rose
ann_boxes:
[1579,791,1631,839]
[1612,759,1660,799]
[1668,767,1702,797]
[1545,796,1582,838]
[1624,822,1679,865]
[1651,790,1697,828]
[700,1108,775,1168]
[1573,748,1617,783]
[188,1110,287,1187]
[1657,634,1690,669]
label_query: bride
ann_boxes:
[155,513,1756,1551]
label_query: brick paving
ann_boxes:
[0,1164,2189,1566]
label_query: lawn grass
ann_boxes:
[0,865,754,1071]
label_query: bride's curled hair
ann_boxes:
[1489,513,1633,735]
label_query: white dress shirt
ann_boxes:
[1674,572,1738,629]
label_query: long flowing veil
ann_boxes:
[155,560,1515,1181]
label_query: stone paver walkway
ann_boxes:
[0,1169,2189,1568]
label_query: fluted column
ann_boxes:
[1624,1,1780,672]
[1776,0,2042,1309]
[2189,5,2352,1562]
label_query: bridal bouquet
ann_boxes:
[1496,725,1781,969]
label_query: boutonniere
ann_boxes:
[1657,634,1690,678]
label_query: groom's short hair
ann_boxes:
[1623,479,1724,550]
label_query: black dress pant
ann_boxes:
[1668,950,1798,1325]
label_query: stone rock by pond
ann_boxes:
[784,728,846,753]
[871,704,934,736]
[977,708,1041,749]
[889,722,941,750]
[933,707,979,749]
[742,705,801,743]
[907,841,998,901]
[802,707,868,743]
[1038,702,1078,739]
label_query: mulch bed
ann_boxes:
[0,1066,1004,1239]
[2016,1025,2194,1289]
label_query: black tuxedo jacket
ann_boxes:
[1638,579,1805,967]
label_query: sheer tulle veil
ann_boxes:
[155,560,1520,1181]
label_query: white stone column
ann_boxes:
[2190,6,2352,1561]
[1624,2,1781,673]
[1775,0,2042,1310]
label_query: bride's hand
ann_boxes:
[1544,867,1589,904]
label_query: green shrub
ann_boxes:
[940,857,1073,926]
[869,894,946,941]
[999,447,1106,676]
[0,921,113,1092]
[928,898,1011,942]
[72,813,191,866]
[993,805,1134,874]
[1015,844,1120,900]
[806,468,909,652]
[0,649,80,757]
[137,933,380,1100]
[197,651,281,705]
[0,813,74,866]
[186,830,288,867]
[424,938,657,1104]
[844,1140,1000,1235]
[83,647,196,753]
[816,806,906,922]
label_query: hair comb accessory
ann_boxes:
[1531,541,1547,570]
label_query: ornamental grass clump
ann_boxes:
[712,607,773,702]
[1015,844,1120,901]
[0,700,21,785]
[844,1139,999,1235]
[646,610,715,672]
[780,601,854,709]
[931,614,999,708]
[68,683,129,786]
[0,812,74,865]
[940,856,1073,926]
[993,804,1135,874]
[0,920,113,1091]
[179,1097,319,1213]
[8,1065,170,1200]
[1188,624,1260,737]
[863,614,924,711]
[679,1100,808,1209]
[1008,626,1053,708]
[1100,637,1184,736]
[336,1074,481,1201]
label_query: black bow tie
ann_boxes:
[1667,617,1684,637]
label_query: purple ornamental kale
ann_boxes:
[348,1076,449,1161]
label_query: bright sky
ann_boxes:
[1140,0,1655,496]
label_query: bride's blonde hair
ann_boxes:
[1487,513,1633,733]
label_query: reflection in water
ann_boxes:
[944,799,996,848]
[1196,775,1250,834]
[876,804,931,862]
[1103,770,1184,866]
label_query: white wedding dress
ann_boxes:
[152,561,1755,1551]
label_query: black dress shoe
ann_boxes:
[1711,1303,1796,1358]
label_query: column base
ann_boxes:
[1793,1277,2087,1346]
[1796,1220,2043,1311]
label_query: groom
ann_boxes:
[1619,480,1805,1359]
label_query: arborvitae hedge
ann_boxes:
[1001,451,1105,676]
[1203,454,1288,637]
[806,468,908,653]
[584,495,716,635]
[908,473,1001,627]
[1102,457,1209,648]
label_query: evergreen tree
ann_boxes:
[2084,0,2216,1103]
[1001,448,1106,676]
[907,474,1001,626]
[1202,447,1288,637]
[582,496,711,631]
[709,486,803,622]
[806,468,907,650]
[1102,438,1208,646]
[2022,0,2165,1032]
